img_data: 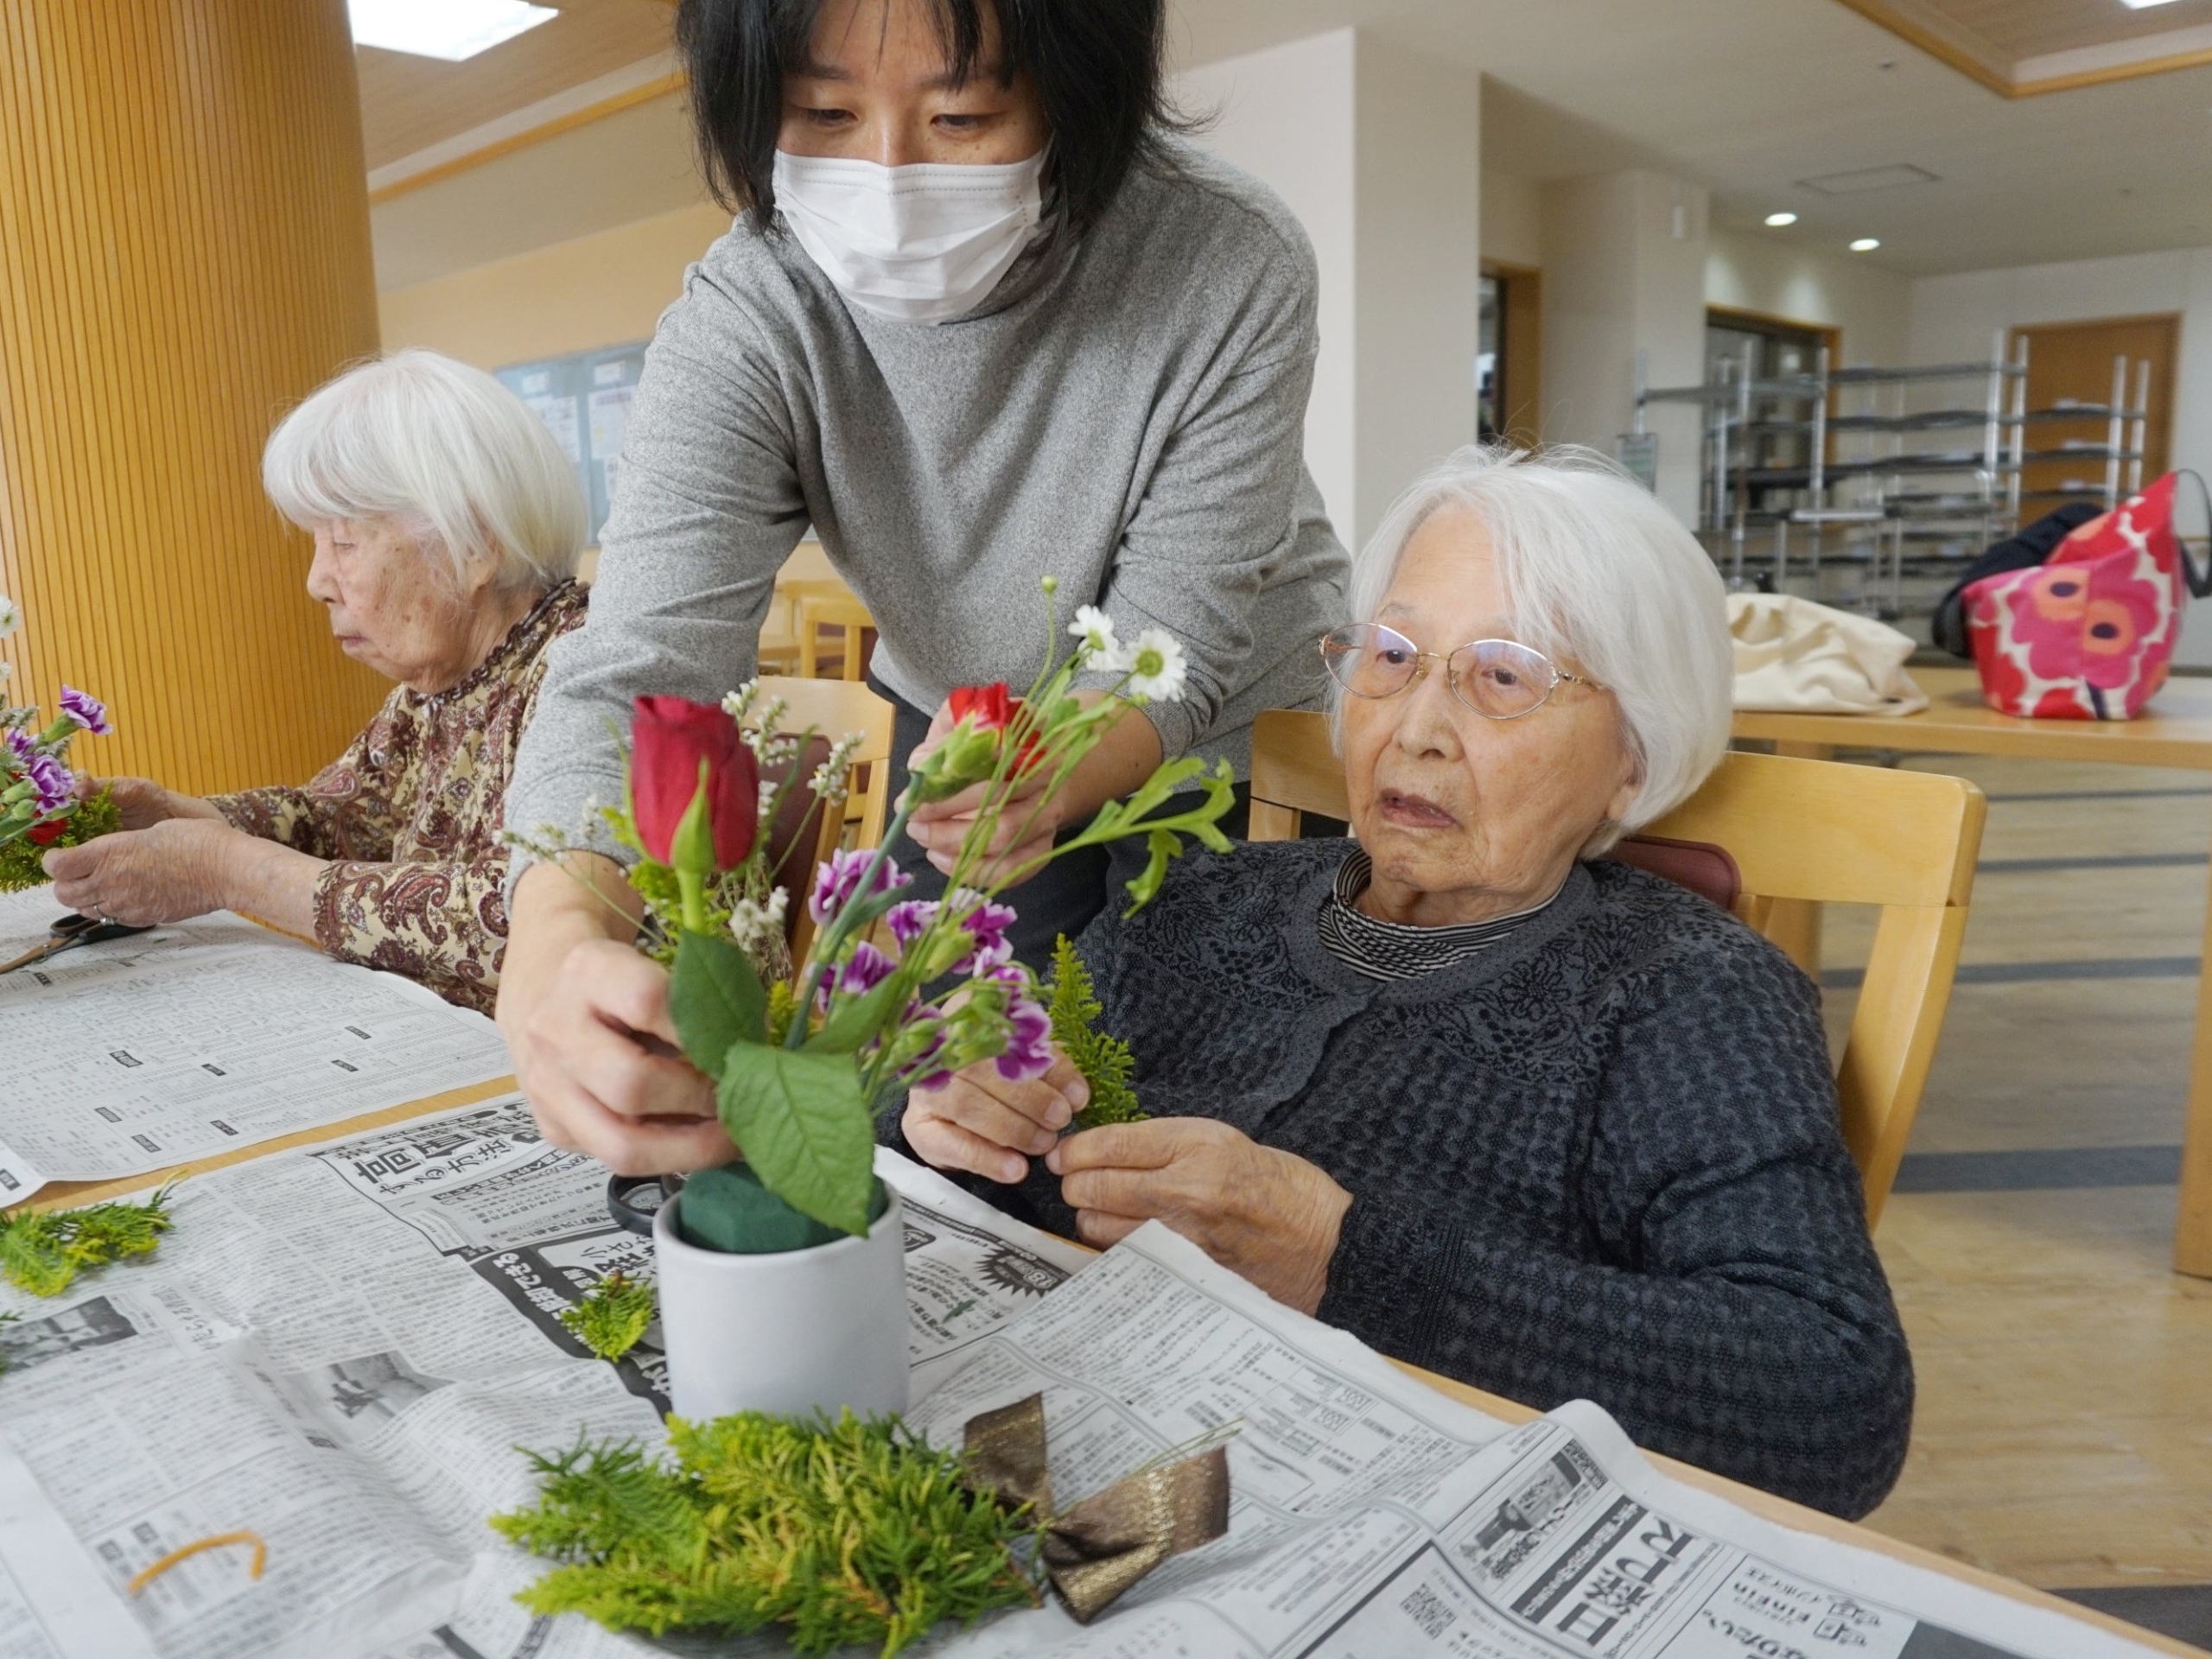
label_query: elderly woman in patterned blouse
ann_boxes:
[42,349,588,1013]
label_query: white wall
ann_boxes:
[1178,32,1358,541]
[1482,169,1541,269]
[1910,246,2212,661]
[1705,231,1912,365]
[1541,169,1710,524]
[1352,37,1481,543]
[1179,30,1481,546]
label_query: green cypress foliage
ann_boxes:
[0,1184,173,1299]
[1044,937,1145,1129]
[556,1271,657,1363]
[493,1412,1040,1656]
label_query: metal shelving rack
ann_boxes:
[1632,331,2152,626]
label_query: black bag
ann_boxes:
[1930,502,2107,659]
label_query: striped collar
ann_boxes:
[1318,847,1563,982]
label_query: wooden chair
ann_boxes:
[1246,709,1986,1224]
[752,677,896,958]
[782,580,876,681]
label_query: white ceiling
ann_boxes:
[1171,0,2212,276]
[369,0,2212,290]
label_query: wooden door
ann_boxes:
[2011,315,2178,518]
[1484,262,1544,447]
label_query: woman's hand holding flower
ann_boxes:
[900,1051,1090,1185]
[906,688,1166,887]
[1048,1120,1351,1315]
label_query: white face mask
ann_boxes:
[772,149,1046,325]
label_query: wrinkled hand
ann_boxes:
[904,700,1066,886]
[82,775,221,831]
[41,819,249,925]
[1048,1119,1351,1314]
[901,1050,1090,1184]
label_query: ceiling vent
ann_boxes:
[1796,163,1940,195]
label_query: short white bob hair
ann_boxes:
[1343,443,1733,840]
[262,348,587,593]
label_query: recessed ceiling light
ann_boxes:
[348,0,556,60]
[1849,238,1882,252]
[2120,0,2185,9]
[1764,212,1799,227]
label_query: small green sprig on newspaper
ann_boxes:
[0,1185,175,1300]
[557,1270,655,1363]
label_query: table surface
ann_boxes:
[1734,664,2212,768]
[21,1086,2202,1658]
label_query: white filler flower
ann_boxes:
[1124,628,1188,702]
[1067,604,1124,667]
[0,594,18,639]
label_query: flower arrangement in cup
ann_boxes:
[614,584,1233,1240]
[0,595,120,893]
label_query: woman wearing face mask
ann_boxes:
[499,0,1348,1174]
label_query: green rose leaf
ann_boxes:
[669,930,766,1078]
[715,1042,876,1235]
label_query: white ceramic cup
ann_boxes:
[652,1186,911,1421]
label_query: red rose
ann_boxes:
[25,819,65,847]
[947,683,1043,775]
[630,695,760,872]
[948,683,1014,730]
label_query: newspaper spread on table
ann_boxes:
[0,1094,2170,1659]
[0,890,510,1198]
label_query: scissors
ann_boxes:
[607,1172,685,1237]
[0,912,155,976]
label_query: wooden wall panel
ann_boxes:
[0,0,387,796]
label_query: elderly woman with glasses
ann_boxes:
[41,350,588,1014]
[894,445,1915,1520]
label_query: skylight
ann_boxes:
[348,0,557,61]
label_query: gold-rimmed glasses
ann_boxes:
[1319,624,1602,720]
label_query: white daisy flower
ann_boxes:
[1124,628,1188,702]
[1067,604,1125,667]
[0,595,17,639]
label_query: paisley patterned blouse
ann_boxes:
[208,581,588,1014]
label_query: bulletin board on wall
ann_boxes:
[496,342,647,545]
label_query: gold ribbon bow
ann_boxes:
[963,1392,1234,1624]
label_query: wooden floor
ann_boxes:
[1819,753,2212,1607]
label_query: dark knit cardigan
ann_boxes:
[885,839,1914,1518]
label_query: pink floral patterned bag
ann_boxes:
[1962,473,2212,720]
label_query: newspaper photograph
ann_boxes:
[0,893,512,1198]
[0,1092,2172,1659]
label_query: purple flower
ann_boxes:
[836,941,896,998]
[995,992,1054,1082]
[26,754,70,812]
[3,728,35,770]
[58,687,111,737]
[885,899,938,949]
[947,890,1018,974]
[808,848,908,925]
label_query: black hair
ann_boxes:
[674,0,1185,236]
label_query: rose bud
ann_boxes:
[630,695,760,874]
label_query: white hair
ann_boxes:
[262,348,587,593]
[1344,443,1733,839]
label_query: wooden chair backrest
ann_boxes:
[1245,709,1986,1224]
[753,677,897,960]
[785,582,876,682]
